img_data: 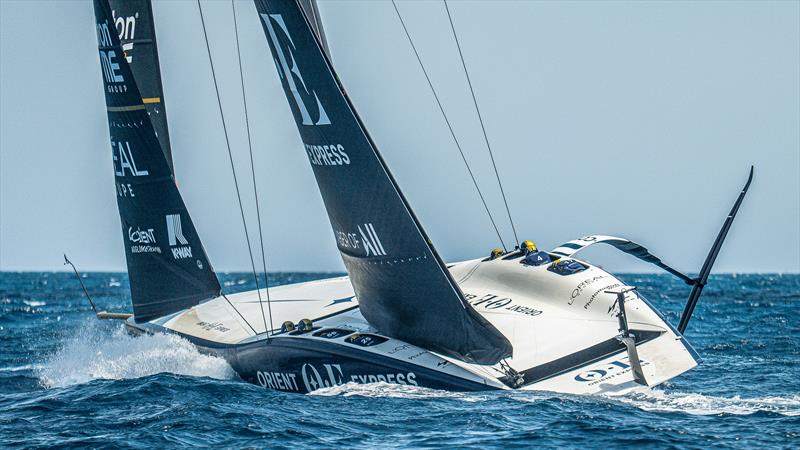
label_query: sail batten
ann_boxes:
[253,0,512,365]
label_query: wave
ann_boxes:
[309,382,799,416]
[0,364,41,373]
[615,390,800,416]
[309,381,490,401]
[22,300,46,307]
[36,322,236,389]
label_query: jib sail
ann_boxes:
[106,0,174,172]
[253,0,512,365]
[93,0,221,322]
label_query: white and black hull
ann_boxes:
[125,255,700,395]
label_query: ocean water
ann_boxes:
[0,272,797,448]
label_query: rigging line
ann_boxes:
[231,0,274,337]
[391,0,507,252]
[443,0,520,247]
[222,293,258,335]
[197,0,266,335]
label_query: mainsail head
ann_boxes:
[253,0,512,365]
[93,0,221,322]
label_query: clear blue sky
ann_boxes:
[1,0,798,273]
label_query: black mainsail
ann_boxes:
[106,0,174,172]
[253,0,512,364]
[93,0,221,322]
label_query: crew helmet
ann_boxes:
[490,248,505,260]
[520,240,537,254]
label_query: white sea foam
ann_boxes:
[37,323,235,388]
[0,364,41,373]
[23,300,47,307]
[313,382,445,398]
[311,382,799,416]
[309,382,492,402]
[616,390,800,416]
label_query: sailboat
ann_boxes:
[90,0,752,394]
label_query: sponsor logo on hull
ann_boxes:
[574,356,650,386]
[463,293,543,317]
[568,275,608,306]
[256,363,418,393]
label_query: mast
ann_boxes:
[253,0,512,365]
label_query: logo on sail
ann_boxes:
[96,19,125,90]
[166,214,192,259]
[261,13,330,126]
[358,223,386,257]
[128,226,160,254]
[112,141,149,177]
[111,10,138,63]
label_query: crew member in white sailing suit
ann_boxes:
[520,240,552,266]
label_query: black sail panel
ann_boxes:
[93,0,221,322]
[253,0,512,364]
[106,0,174,172]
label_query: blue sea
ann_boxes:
[0,272,797,448]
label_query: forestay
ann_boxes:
[252,0,511,365]
[93,0,221,322]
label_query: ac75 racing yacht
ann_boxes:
[87,0,752,394]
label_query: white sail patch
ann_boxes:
[261,13,330,126]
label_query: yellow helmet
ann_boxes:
[521,240,537,253]
[490,248,505,259]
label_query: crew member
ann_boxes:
[489,248,505,260]
[520,240,552,267]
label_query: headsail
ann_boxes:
[93,0,221,322]
[106,0,174,172]
[253,0,512,364]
